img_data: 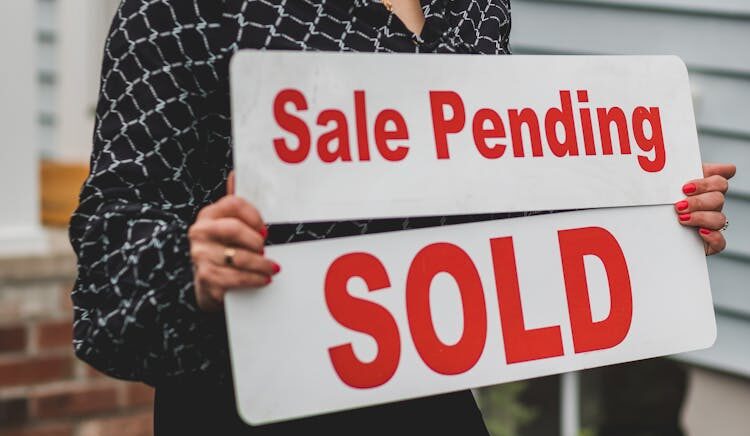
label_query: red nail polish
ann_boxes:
[679,213,691,221]
[699,228,712,235]
[265,276,272,285]
[260,226,268,239]
[682,183,697,194]
[676,200,688,211]
[272,262,281,274]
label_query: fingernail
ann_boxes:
[676,200,689,211]
[679,213,691,222]
[260,226,268,239]
[271,262,281,274]
[265,276,272,285]
[682,183,697,194]
[700,228,712,235]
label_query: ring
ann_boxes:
[720,219,729,232]
[224,247,236,266]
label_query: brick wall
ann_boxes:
[0,231,153,436]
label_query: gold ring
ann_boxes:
[224,247,236,267]
[382,0,393,12]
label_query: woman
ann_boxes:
[69,1,735,434]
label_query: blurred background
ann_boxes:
[0,1,747,435]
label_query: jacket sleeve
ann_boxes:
[419,0,512,54]
[69,0,231,385]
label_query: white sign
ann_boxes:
[231,52,703,223]
[225,205,715,425]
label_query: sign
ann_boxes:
[230,52,703,223]
[225,205,715,425]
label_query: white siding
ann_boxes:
[37,0,57,158]
[35,0,120,161]
[512,0,750,377]
[512,1,750,74]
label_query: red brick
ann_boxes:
[0,325,27,353]
[0,397,29,427]
[0,423,74,436]
[35,320,72,350]
[0,355,73,387]
[124,383,154,408]
[78,411,153,436]
[31,383,119,419]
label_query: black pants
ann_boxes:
[154,376,489,435]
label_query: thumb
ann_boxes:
[702,163,736,180]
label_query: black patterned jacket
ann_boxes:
[70,0,513,386]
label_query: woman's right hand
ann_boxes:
[188,172,280,312]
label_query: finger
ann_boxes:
[702,163,736,180]
[193,268,225,313]
[197,195,265,233]
[197,288,224,312]
[678,211,727,231]
[190,218,265,253]
[204,242,280,275]
[682,175,729,196]
[203,263,272,292]
[699,228,726,256]
[227,171,235,195]
[674,191,724,213]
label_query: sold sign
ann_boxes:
[325,225,632,388]
[226,52,714,424]
[225,206,714,424]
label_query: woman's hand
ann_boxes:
[675,163,736,256]
[189,172,280,312]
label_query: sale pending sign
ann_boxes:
[226,52,714,425]
[230,52,702,222]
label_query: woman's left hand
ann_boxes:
[675,163,737,255]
